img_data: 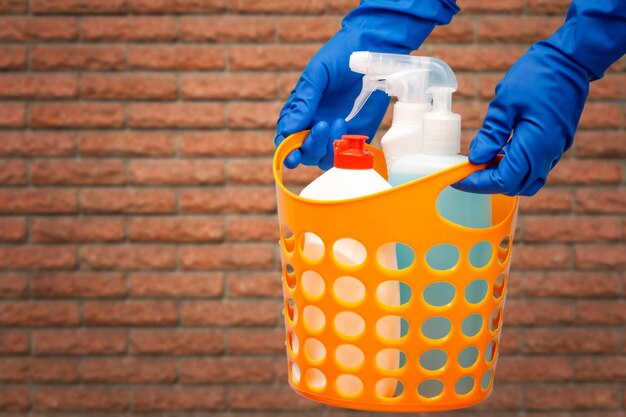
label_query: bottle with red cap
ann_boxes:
[299,134,400,397]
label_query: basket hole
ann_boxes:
[303,305,325,332]
[377,281,411,307]
[489,308,502,333]
[493,273,506,300]
[465,279,488,304]
[377,378,403,399]
[287,331,299,355]
[469,241,492,269]
[282,225,295,254]
[481,369,493,391]
[426,244,460,271]
[421,317,451,341]
[418,379,444,399]
[286,298,297,323]
[333,276,365,304]
[498,235,511,263]
[300,232,324,262]
[335,344,364,369]
[290,361,300,383]
[423,282,455,307]
[304,338,326,363]
[306,368,326,391]
[333,238,367,267]
[458,346,479,368]
[376,348,406,371]
[455,376,475,396]
[335,312,365,338]
[419,349,447,372]
[284,267,296,290]
[376,315,407,340]
[301,270,324,299]
[378,242,414,270]
[336,374,363,398]
[485,340,497,363]
[461,314,484,338]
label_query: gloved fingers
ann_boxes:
[299,121,331,166]
[468,98,516,165]
[284,149,302,169]
[318,119,347,170]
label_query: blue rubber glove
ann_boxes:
[275,0,459,170]
[455,0,626,196]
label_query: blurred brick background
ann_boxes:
[0,0,624,415]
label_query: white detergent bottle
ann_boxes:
[299,135,400,397]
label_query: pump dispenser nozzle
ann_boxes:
[422,86,461,155]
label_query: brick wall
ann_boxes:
[0,0,624,415]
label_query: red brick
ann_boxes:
[181,74,277,100]
[575,245,626,269]
[130,330,224,355]
[80,245,176,270]
[227,159,274,185]
[227,272,282,298]
[130,46,224,70]
[0,103,24,127]
[579,103,621,129]
[0,46,26,69]
[548,160,622,185]
[575,131,626,158]
[0,17,76,41]
[460,0,524,12]
[521,216,621,243]
[576,301,626,325]
[34,387,128,412]
[576,189,626,213]
[523,271,622,298]
[30,103,124,128]
[496,357,571,382]
[32,0,126,13]
[228,102,281,129]
[525,385,618,410]
[80,131,174,157]
[82,358,176,383]
[426,45,526,71]
[130,272,224,298]
[575,357,626,382]
[180,187,276,213]
[0,331,29,354]
[478,16,561,42]
[505,300,574,325]
[0,273,27,298]
[129,160,224,185]
[0,387,29,411]
[0,246,77,270]
[129,217,223,242]
[0,74,77,99]
[522,329,618,354]
[228,329,284,354]
[33,330,126,355]
[0,189,76,214]
[526,0,570,14]
[231,386,322,411]
[0,302,79,326]
[84,301,178,326]
[519,189,573,213]
[511,244,571,270]
[327,0,356,13]
[82,17,176,41]
[229,45,319,71]
[31,273,126,298]
[31,218,125,243]
[129,103,224,128]
[0,359,77,382]
[180,16,274,42]
[82,74,177,100]
[132,387,225,412]
[0,161,26,184]
[179,131,274,157]
[32,45,125,70]
[0,0,26,13]
[588,73,626,100]
[226,216,278,242]
[130,0,224,13]
[180,358,274,383]
[230,0,324,14]
[0,218,25,242]
[180,244,274,270]
[0,131,75,157]
[81,189,176,214]
[32,160,125,185]
[183,301,276,326]
[278,17,339,42]
[428,17,474,43]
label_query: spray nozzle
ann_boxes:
[345,51,457,122]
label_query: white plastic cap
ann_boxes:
[422,87,461,155]
[349,51,370,74]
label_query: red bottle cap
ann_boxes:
[334,135,373,170]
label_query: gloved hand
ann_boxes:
[275,0,459,170]
[455,0,626,196]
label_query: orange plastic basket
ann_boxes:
[274,131,519,412]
